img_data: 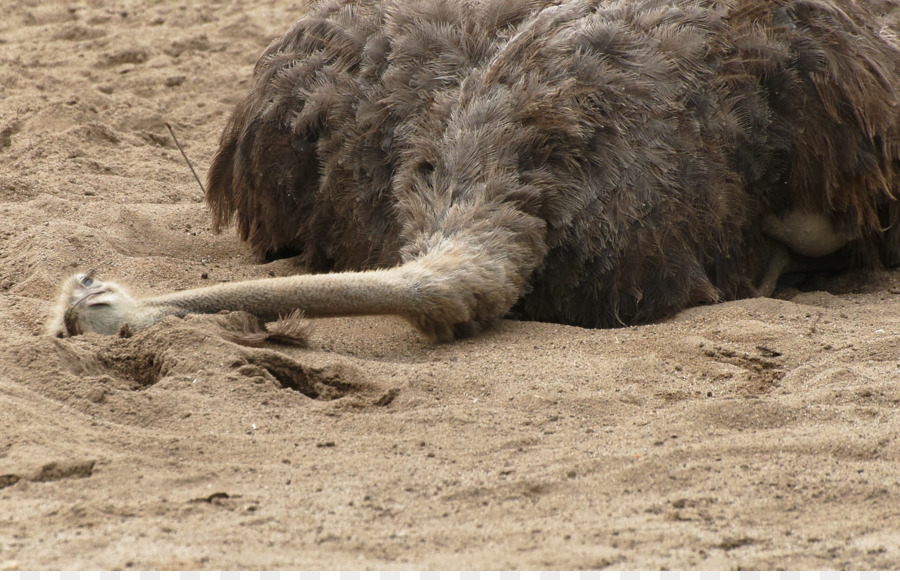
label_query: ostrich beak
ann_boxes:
[80,290,111,307]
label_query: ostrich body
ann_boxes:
[51,0,900,340]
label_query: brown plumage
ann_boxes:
[51,0,900,341]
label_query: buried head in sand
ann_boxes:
[49,0,900,342]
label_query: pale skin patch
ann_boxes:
[756,210,858,297]
[762,211,855,259]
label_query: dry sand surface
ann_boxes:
[1,0,900,570]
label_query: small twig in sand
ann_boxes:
[165,122,206,196]
[806,311,823,336]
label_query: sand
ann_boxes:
[1,0,899,570]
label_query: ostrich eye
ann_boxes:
[82,276,94,287]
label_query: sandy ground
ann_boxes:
[1,0,899,570]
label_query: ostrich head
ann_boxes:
[49,272,138,337]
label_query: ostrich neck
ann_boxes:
[138,269,411,325]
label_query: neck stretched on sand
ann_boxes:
[138,269,413,324]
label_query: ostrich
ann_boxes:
[50,0,900,341]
